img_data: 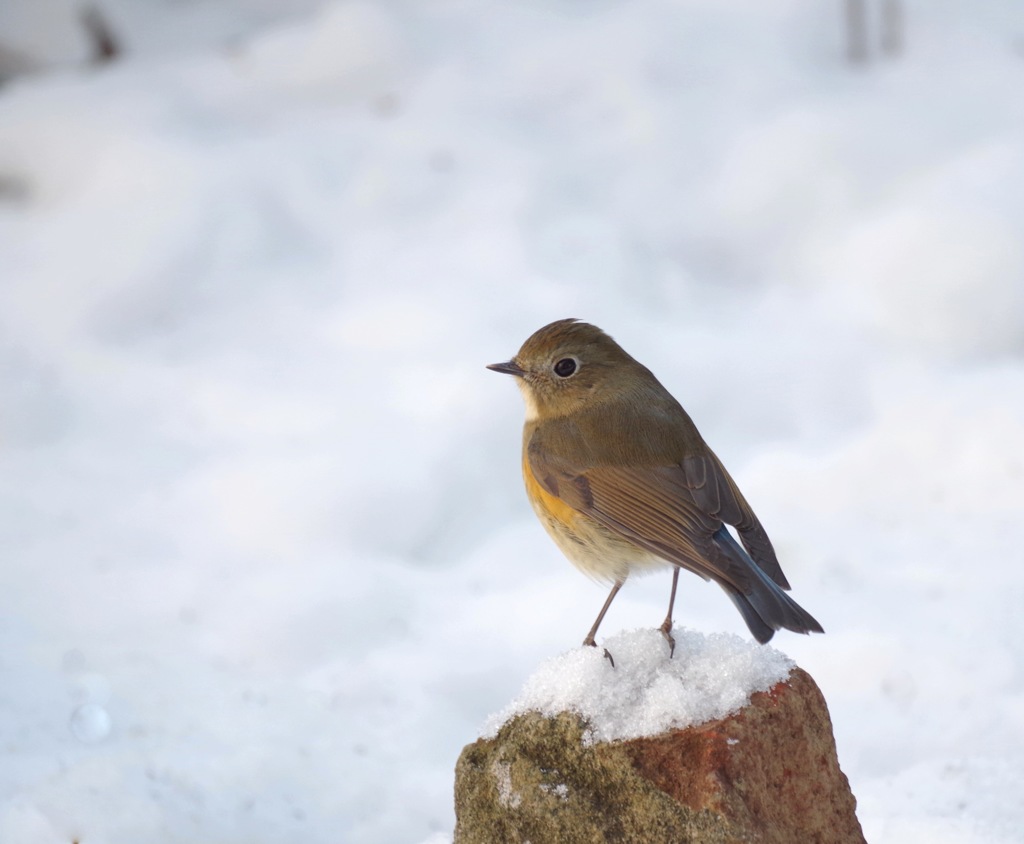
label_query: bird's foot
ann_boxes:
[582,636,615,667]
[659,620,676,659]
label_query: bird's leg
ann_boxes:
[582,579,623,646]
[583,579,624,666]
[659,567,680,658]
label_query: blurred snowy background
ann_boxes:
[2,0,1024,841]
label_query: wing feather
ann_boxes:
[680,455,790,588]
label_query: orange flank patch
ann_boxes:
[522,454,581,530]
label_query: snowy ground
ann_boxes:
[2,1,1024,842]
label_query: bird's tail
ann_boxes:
[712,526,824,644]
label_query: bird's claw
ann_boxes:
[583,636,616,668]
[660,620,676,659]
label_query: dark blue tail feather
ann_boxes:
[712,526,824,642]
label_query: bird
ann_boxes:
[487,318,823,656]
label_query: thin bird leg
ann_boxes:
[583,579,623,647]
[583,579,624,666]
[659,567,680,658]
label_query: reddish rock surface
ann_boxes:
[621,668,866,844]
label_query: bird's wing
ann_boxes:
[528,445,788,590]
[678,453,790,589]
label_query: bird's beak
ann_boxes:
[486,359,526,377]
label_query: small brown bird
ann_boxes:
[488,319,823,655]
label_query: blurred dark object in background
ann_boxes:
[80,4,122,65]
[845,0,903,65]
[880,0,904,57]
[0,41,39,86]
[845,0,868,63]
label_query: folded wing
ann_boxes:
[528,445,822,641]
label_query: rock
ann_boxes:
[454,667,865,844]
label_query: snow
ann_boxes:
[2,1,1024,843]
[482,627,794,744]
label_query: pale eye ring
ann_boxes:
[553,357,578,378]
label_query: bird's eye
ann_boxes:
[553,358,577,378]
